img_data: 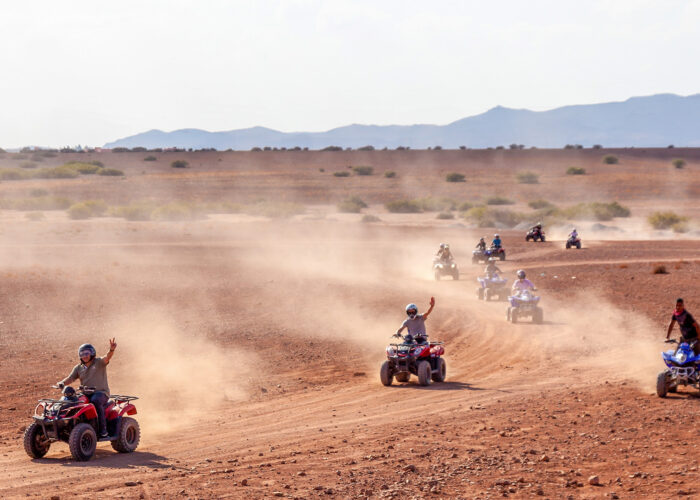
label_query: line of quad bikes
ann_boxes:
[21,229,697,463]
[381,227,700,402]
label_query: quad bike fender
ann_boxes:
[74,404,98,420]
[119,404,137,416]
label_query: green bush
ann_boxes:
[109,203,154,221]
[36,166,80,179]
[647,211,687,230]
[671,221,689,233]
[337,196,367,213]
[516,171,539,184]
[352,165,374,176]
[445,172,466,182]
[672,159,686,169]
[143,155,157,162]
[436,212,454,220]
[528,199,554,210]
[384,171,396,178]
[457,201,473,212]
[171,160,189,169]
[0,196,72,211]
[560,201,630,221]
[0,168,32,180]
[98,168,124,176]
[566,166,586,175]
[416,197,456,212]
[485,196,515,206]
[68,203,95,220]
[385,199,422,213]
[361,214,381,223]
[602,155,619,164]
[333,171,350,177]
[64,162,101,174]
[463,206,523,228]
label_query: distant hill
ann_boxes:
[105,93,700,150]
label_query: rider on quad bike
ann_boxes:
[569,228,578,240]
[475,237,487,251]
[395,297,436,344]
[484,257,503,278]
[57,339,117,438]
[512,270,536,293]
[491,234,502,249]
[436,243,453,262]
[667,298,700,356]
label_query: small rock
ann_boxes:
[353,372,366,377]
[241,479,248,486]
[588,475,600,486]
[297,471,306,476]
[540,455,550,462]
[403,464,416,472]
[125,481,140,487]
[272,492,283,497]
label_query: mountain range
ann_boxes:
[105,93,700,150]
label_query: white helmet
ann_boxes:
[405,303,418,319]
[439,243,446,249]
[516,270,526,279]
[494,234,500,238]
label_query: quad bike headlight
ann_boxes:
[676,353,687,364]
[386,347,396,356]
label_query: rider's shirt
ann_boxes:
[402,314,427,337]
[64,357,110,395]
[673,310,698,339]
[492,239,502,247]
[512,279,535,292]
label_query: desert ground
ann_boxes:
[0,148,698,499]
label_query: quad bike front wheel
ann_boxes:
[69,423,97,461]
[417,361,432,386]
[432,358,446,383]
[24,422,50,458]
[395,372,410,383]
[656,371,669,398]
[111,417,140,453]
[380,361,393,386]
[499,253,505,261]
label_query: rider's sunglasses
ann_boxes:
[406,310,417,316]
[79,351,92,357]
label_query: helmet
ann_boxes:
[439,243,446,249]
[494,234,499,238]
[78,343,96,362]
[479,237,485,241]
[516,270,526,279]
[488,257,495,262]
[444,244,449,249]
[405,303,418,319]
[536,222,542,227]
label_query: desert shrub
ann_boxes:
[0,168,32,180]
[38,151,57,157]
[384,171,396,178]
[244,201,305,218]
[109,202,154,221]
[112,147,130,153]
[98,168,124,176]
[352,165,374,176]
[319,168,325,172]
[672,159,686,169]
[144,155,157,161]
[436,212,454,220]
[322,146,343,152]
[64,162,101,174]
[416,196,456,212]
[528,199,554,210]
[445,172,466,182]
[647,211,687,230]
[20,161,37,169]
[671,221,689,233]
[131,147,147,153]
[333,171,350,177]
[357,145,374,151]
[385,199,422,213]
[457,201,473,212]
[560,201,630,221]
[602,155,619,164]
[485,196,515,206]
[566,166,586,175]
[653,265,668,275]
[68,203,95,220]
[361,214,381,223]
[592,144,602,149]
[152,202,202,221]
[30,188,49,197]
[337,196,367,213]
[25,212,44,221]
[516,171,539,184]
[36,166,80,179]
[0,196,72,211]
[171,160,189,169]
[463,207,523,228]
[89,160,104,167]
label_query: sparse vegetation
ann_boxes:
[171,160,189,169]
[152,202,204,221]
[672,159,686,169]
[528,199,554,210]
[25,212,45,221]
[333,171,350,177]
[68,202,96,220]
[321,146,343,152]
[566,166,586,175]
[97,168,124,176]
[144,156,157,161]
[384,171,396,178]
[560,201,630,221]
[64,162,101,174]
[110,202,154,221]
[337,196,367,213]
[30,188,49,197]
[352,165,374,176]
[445,173,466,183]
[463,206,523,228]
[0,196,72,211]
[485,196,515,206]
[20,161,37,169]
[457,201,473,212]
[436,212,454,220]
[416,197,456,212]
[243,201,305,219]
[647,211,687,230]
[385,199,422,213]
[361,214,381,223]
[653,265,668,275]
[602,155,619,164]
[516,171,539,184]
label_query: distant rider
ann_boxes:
[57,339,117,438]
[569,228,579,240]
[666,298,700,356]
[511,270,536,294]
[531,223,543,236]
[491,234,502,249]
[395,297,436,344]
[484,258,503,278]
[436,243,453,262]
[475,237,486,251]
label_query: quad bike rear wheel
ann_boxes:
[380,361,393,386]
[485,288,492,301]
[395,372,410,383]
[23,422,50,458]
[656,371,669,398]
[111,417,140,453]
[432,358,446,382]
[566,242,571,249]
[69,422,97,461]
[499,252,505,261]
[417,361,432,386]
[508,308,518,323]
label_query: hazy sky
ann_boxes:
[1,0,698,148]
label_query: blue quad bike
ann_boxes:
[506,290,543,324]
[656,339,700,398]
[476,274,508,301]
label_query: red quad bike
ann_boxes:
[24,386,140,461]
[380,335,446,386]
